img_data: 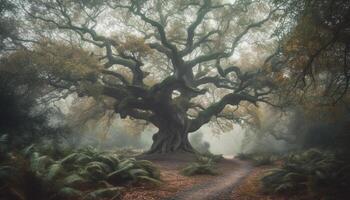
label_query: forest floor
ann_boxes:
[166,159,252,200]
[230,164,311,200]
[119,152,348,200]
[121,153,258,200]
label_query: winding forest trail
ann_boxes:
[123,153,253,200]
[164,159,253,200]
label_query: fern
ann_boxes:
[0,145,162,200]
[261,149,350,195]
[181,161,218,176]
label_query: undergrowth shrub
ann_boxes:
[261,149,350,197]
[236,152,275,166]
[0,145,161,200]
[181,152,222,176]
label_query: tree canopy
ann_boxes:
[0,0,348,153]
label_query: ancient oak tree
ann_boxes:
[23,0,283,153]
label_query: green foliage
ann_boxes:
[236,152,275,166]
[181,162,218,176]
[113,147,145,158]
[261,149,350,196]
[0,69,54,147]
[0,145,161,199]
[85,187,122,200]
[235,152,254,160]
[53,187,83,199]
[195,152,223,163]
[252,155,274,166]
[181,153,222,176]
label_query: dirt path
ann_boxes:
[164,159,253,200]
[122,154,253,200]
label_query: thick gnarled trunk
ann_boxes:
[148,123,193,154]
[146,101,195,154]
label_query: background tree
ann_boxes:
[0,50,68,149]
[248,0,350,151]
[270,0,350,104]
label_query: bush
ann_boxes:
[236,152,275,166]
[235,152,254,160]
[195,152,223,163]
[181,162,217,176]
[0,70,59,148]
[252,155,274,166]
[181,152,222,176]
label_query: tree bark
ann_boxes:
[147,123,193,154]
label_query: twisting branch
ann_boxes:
[100,69,130,85]
[129,0,179,57]
[185,0,212,50]
[189,93,259,132]
[185,7,280,68]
